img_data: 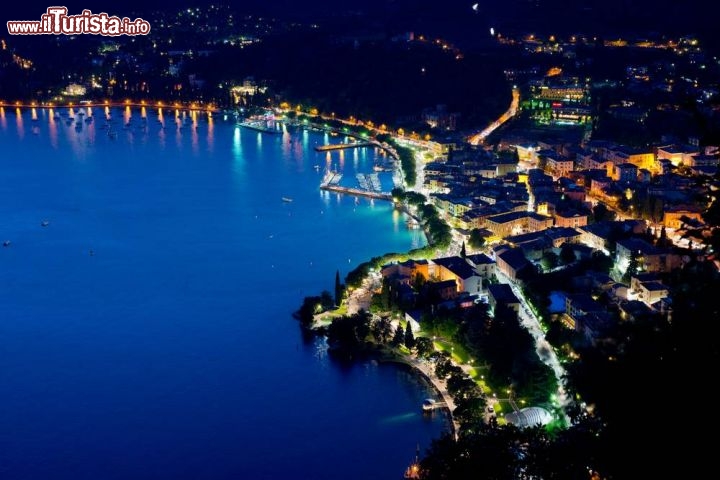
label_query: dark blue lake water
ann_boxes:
[0,106,447,479]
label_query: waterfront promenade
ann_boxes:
[0,100,218,112]
[392,355,460,439]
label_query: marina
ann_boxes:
[322,170,343,186]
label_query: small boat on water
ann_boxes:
[41,220,49,227]
[3,240,11,247]
[281,197,293,203]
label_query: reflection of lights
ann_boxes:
[233,126,241,154]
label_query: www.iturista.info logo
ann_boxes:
[7,7,151,36]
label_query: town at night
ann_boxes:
[1,2,718,478]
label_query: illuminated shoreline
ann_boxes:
[0,100,218,112]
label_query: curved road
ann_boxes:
[497,271,570,412]
[468,88,520,145]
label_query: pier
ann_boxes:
[314,142,374,152]
[237,121,282,134]
[320,184,392,201]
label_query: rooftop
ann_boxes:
[487,283,521,305]
[486,211,530,224]
[497,248,530,272]
[566,293,603,313]
[465,253,494,266]
[616,238,663,255]
[432,256,477,279]
[505,407,553,428]
[641,281,668,292]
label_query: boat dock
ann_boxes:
[422,398,448,411]
[353,173,382,192]
[322,171,343,186]
[314,142,373,152]
[237,121,282,134]
[320,184,392,201]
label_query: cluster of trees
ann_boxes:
[423,303,558,407]
[392,188,452,252]
[618,191,665,223]
[325,309,489,432]
[324,310,416,359]
[539,243,576,272]
[371,278,404,313]
[591,203,616,223]
[421,258,720,479]
[393,141,418,187]
[468,229,486,250]
[294,271,345,328]
[293,113,372,139]
[420,419,606,479]
[294,291,335,327]
[430,350,487,428]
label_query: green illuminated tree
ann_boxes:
[405,321,416,349]
[392,324,405,347]
[468,229,486,250]
[334,270,344,307]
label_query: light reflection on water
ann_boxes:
[0,107,437,480]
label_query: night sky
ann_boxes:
[2,1,712,30]
[2,1,716,52]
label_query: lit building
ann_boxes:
[487,283,521,314]
[485,211,554,238]
[687,154,720,167]
[611,163,638,183]
[545,155,575,180]
[663,205,704,229]
[536,83,587,103]
[578,222,615,252]
[429,256,483,294]
[550,105,591,125]
[422,104,460,131]
[590,177,612,196]
[615,238,683,274]
[630,273,669,307]
[432,194,475,218]
[381,259,430,284]
[515,144,539,165]
[63,83,87,96]
[565,293,603,328]
[554,210,588,228]
[465,253,496,279]
[656,144,700,167]
[494,247,531,281]
[606,146,655,171]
